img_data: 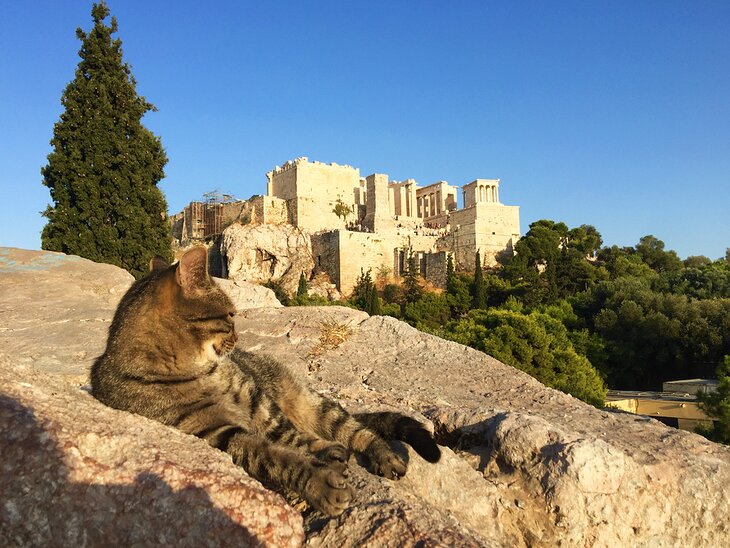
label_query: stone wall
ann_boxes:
[313,229,447,295]
[449,203,520,269]
[267,158,361,232]
[240,195,289,226]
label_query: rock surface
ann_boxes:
[237,309,730,547]
[220,222,315,294]
[307,271,343,302]
[2,247,730,547]
[0,247,134,385]
[0,356,303,547]
[214,276,283,309]
[0,248,281,386]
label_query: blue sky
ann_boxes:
[1,1,728,259]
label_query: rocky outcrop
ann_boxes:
[237,309,730,547]
[0,248,280,386]
[0,247,134,385]
[0,356,303,547]
[306,271,343,302]
[214,277,282,309]
[221,222,315,295]
[2,247,730,546]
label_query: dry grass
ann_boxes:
[308,318,354,357]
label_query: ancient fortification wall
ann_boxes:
[173,156,521,295]
[267,158,361,232]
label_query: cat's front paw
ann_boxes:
[366,441,407,479]
[305,465,352,516]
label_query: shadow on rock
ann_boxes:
[0,395,260,548]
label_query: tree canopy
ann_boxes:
[41,1,171,277]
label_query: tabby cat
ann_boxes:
[91,247,440,515]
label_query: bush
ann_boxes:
[444,308,607,407]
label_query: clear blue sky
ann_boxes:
[1,1,728,259]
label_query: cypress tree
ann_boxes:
[367,286,382,316]
[352,268,374,310]
[297,271,308,297]
[41,1,172,278]
[446,253,455,289]
[403,254,424,304]
[472,249,486,309]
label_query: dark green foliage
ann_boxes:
[446,254,471,318]
[572,277,730,389]
[446,273,472,319]
[297,271,308,297]
[350,268,382,315]
[403,254,424,304]
[696,356,730,445]
[472,250,486,309]
[41,2,171,278]
[381,302,401,318]
[662,258,730,300]
[351,269,375,310]
[404,292,450,331]
[288,294,332,307]
[368,286,382,316]
[442,308,607,407]
[635,235,683,274]
[382,283,403,304]
[264,279,290,306]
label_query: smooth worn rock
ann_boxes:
[221,222,315,294]
[3,249,730,547]
[0,357,303,547]
[238,310,730,547]
[0,248,133,385]
[214,277,283,309]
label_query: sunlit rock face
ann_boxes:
[2,246,730,547]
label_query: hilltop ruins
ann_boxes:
[171,157,520,294]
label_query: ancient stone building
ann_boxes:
[172,157,520,295]
[265,157,520,293]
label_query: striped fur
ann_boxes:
[91,246,440,516]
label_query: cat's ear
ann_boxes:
[149,256,169,272]
[176,246,209,290]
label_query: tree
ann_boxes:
[332,199,353,224]
[696,356,730,445]
[403,253,424,304]
[635,235,682,274]
[297,271,308,297]
[351,268,375,311]
[444,308,607,406]
[41,2,171,278]
[368,286,382,316]
[472,250,486,309]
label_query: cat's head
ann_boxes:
[146,247,239,361]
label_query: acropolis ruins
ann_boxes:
[172,157,520,294]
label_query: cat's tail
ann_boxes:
[354,412,441,463]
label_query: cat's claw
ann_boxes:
[365,440,407,479]
[374,453,407,479]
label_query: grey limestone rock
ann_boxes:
[0,357,303,547]
[0,247,134,385]
[220,222,315,295]
[2,248,730,546]
[213,276,283,309]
